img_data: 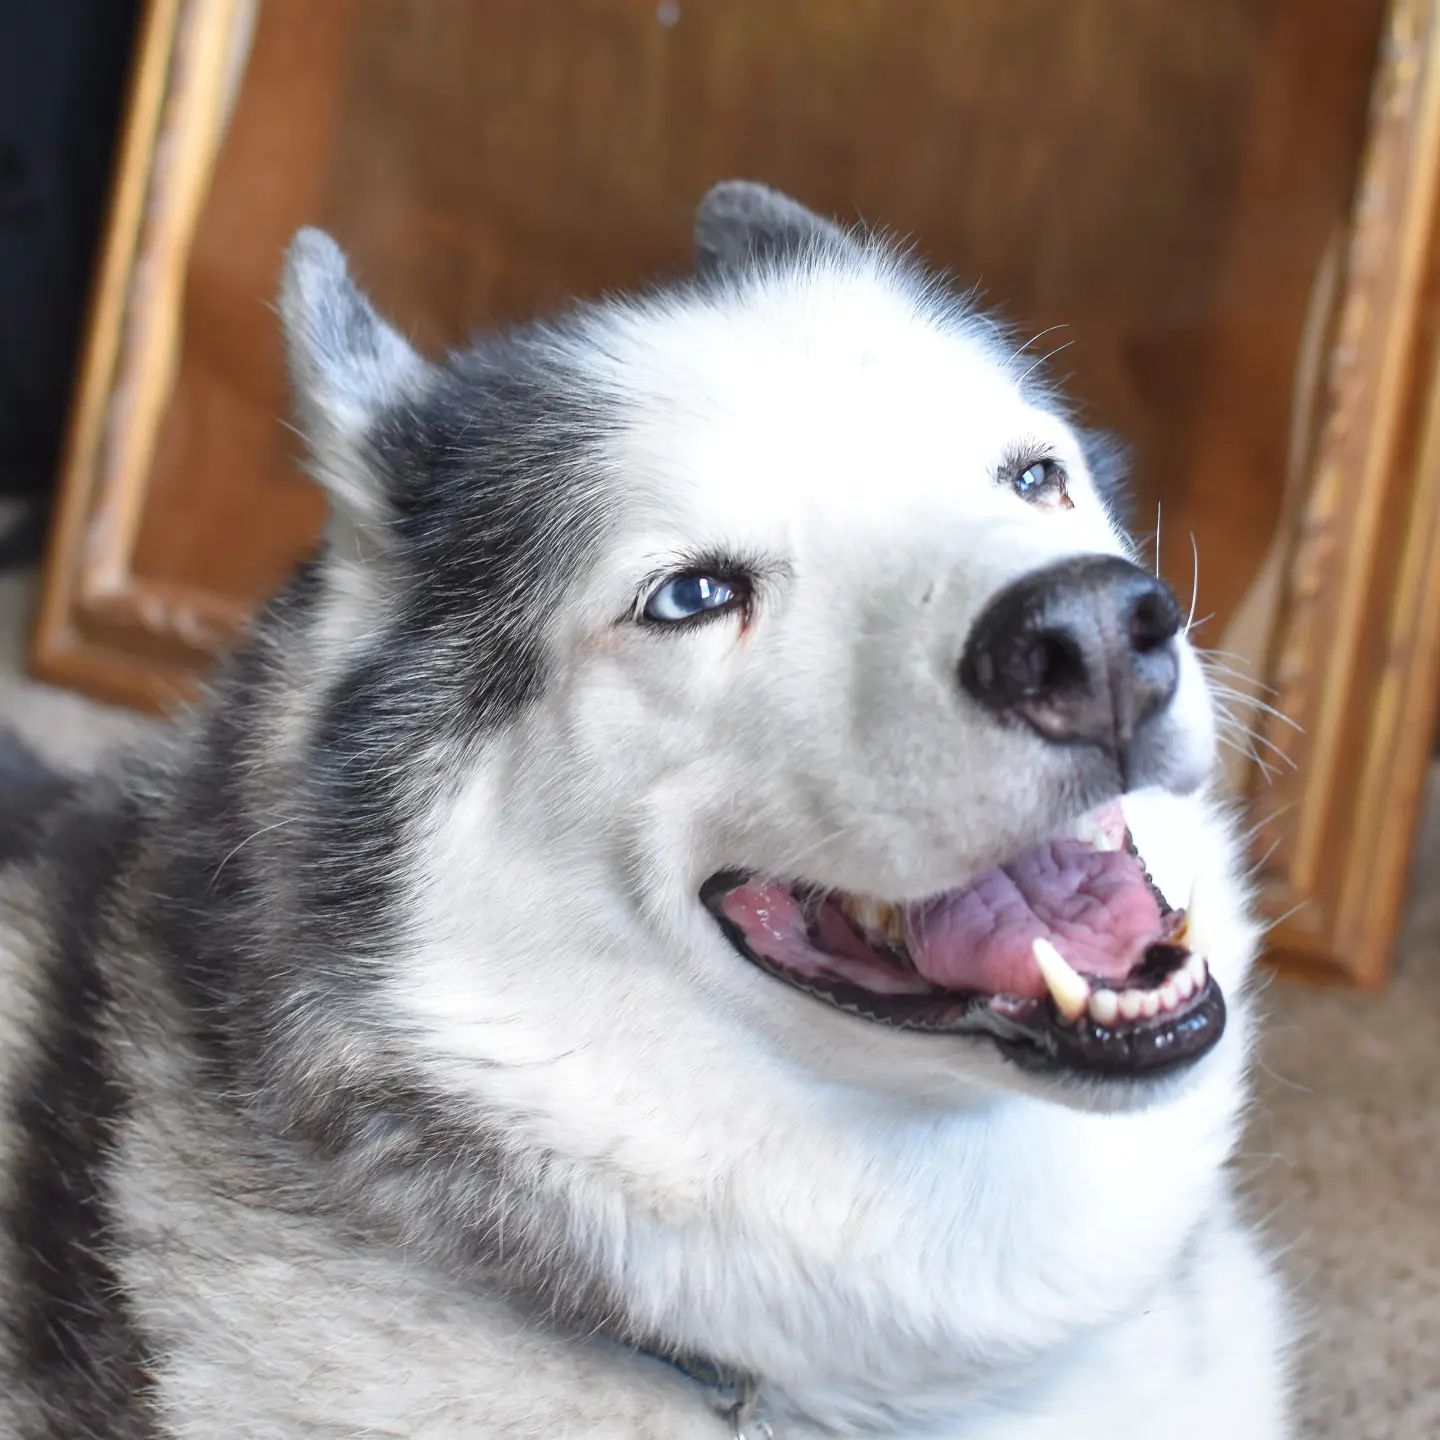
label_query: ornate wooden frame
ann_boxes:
[1248,0,1440,985]
[32,0,255,712]
[31,0,1440,984]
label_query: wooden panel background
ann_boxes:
[36,0,1440,984]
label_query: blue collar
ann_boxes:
[632,1344,772,1436]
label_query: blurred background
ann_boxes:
[1,3,1437,1434]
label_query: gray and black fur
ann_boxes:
[1,186,856,1431]
[0,231,646,1435]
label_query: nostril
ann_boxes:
[962,628,1088,709]
[1128,589,1180,653]
[1023,630,1087,697]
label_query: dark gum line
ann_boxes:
[731,935,1225,1076]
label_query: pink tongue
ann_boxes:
[904,838,1162,997]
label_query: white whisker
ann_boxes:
[1006,322,1070,371]
[209,818,299,894]
[1016,339,1076,389]
[1185,531,1199,636]
[1239,803,1295,844]
[1205,684,1304,735]
[1260,897,1310,936]
[1217,732,1276,785]
[1245,835,1283,880]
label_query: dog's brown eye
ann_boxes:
[1012,459,1070,507]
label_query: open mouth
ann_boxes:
[700,803,1224,1078]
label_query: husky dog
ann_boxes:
[0,183,1290,1438]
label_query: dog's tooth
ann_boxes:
[842,896,907,945]
[1118,989,1145,1022]
[1031,938,1090,1022]
[886,907,905,945]
[1157,981,1180,1011]
[1187,952,1208,987]
[1088,989,1119,1026]
[1070,815,1119,852]
[1174,967,1196,1001]
[1176,875,1214,954]
[1141,990,1161,1019]
[845,896,884,932]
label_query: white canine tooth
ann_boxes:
[1174,968,1196,1001]
[1118,989,1145,1022]
[1088,989,1119,1026]
[1071,815,1119,852]
[1179,875,1213,956]
[1031,938,1090,1022]
[1158,982,1179,1011]
[1187,952,1208,986]
[1141,991,1161,1019]
[847,897,898,937]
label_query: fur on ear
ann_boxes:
[278,229,433,531]
[1076,426,1137,533]
[694,180,855,276]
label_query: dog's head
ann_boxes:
[276,183,1243,1117]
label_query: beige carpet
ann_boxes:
[1243,771,1440,1440]
[0,558,1436,1438]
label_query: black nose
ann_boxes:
[959,555,1182,776]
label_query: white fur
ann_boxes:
[355,253,1288,1432]
[1,236,1291,1437]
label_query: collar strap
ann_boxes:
[634,1346,773,1437]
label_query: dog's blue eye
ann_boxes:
[1016,461,1052,494]
[1012,458,1068,504]
[643,573,743,624]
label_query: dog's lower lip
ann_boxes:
[699,838,1227,1079]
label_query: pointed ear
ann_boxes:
[694,180,855,276]
[278,229,433,530]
